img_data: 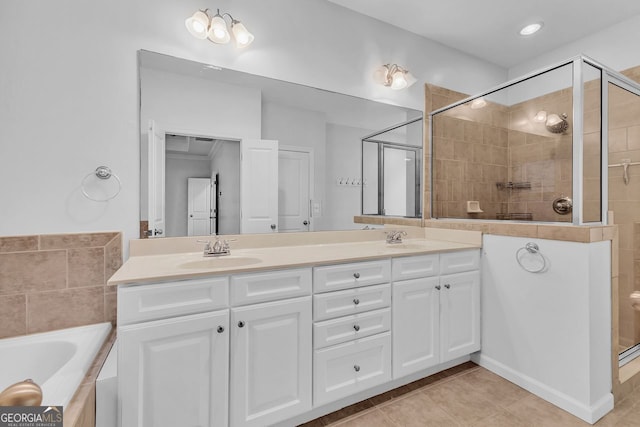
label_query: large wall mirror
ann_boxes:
[139,50,422,237]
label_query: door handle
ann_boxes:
[154,229,163,236]
[303,220,309,226]
[270,224,276,230]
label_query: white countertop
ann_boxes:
[108,238,480,285]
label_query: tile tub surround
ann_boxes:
[0,232,123,339]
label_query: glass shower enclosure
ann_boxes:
[429,55,640,363]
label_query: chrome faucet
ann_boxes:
[198,237,232,257]
[385,230,407,244]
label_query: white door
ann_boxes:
[240,139,279,234]
[392,277,440,378]
[230,297,312,427]
[440,271,481,362]
[187,178,212,236]
[147,120,166,238]
[278,149,311,232]
[118,310,229,427]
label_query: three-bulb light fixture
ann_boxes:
[373,64,417,90]
[185,8,254,48]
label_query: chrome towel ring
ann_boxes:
[515,242,547,273]
[81,166,122,202]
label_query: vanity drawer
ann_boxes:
[313,283,391,321]
[313,332,391,407]
[231,268,312,306]
[392,254,439,281]
[118,277,229,325]
[313,260,391,293]
[440,250,480,275]
[314,308,391,349]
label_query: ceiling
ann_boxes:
[327,0,640,68]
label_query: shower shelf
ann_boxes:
[496,181,532,190]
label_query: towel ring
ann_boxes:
[515,242,546,273]
[81,166,121,202]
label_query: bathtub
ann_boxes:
[0,323,112,409]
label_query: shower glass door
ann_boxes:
[607,78,640,362]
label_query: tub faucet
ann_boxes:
[385,230,407,244]
[198,237,232,257]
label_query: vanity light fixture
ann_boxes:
[185,8,254,48]
[373,64,417,90]
[519,22,543,36]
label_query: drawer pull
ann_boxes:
[353,272,360,279]
[217,326,225,333]
[238,321,245,328]
[353,324,360,332]
[354,365,361,372]
[444,284,451,289]
[435,285,441,290]
[353,298,360,305]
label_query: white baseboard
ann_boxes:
[472,354,613,425]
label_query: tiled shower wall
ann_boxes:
[0,232,122,339]
[431,102,509,219]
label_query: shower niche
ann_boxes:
[430,56,610,224]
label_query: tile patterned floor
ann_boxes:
[299,362,640,427]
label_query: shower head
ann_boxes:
[545,113,569,134]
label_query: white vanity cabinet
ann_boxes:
[118,277,230,427]
[392,250,480,379]
[312,260,393,406]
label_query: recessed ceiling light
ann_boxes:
[519,22,543,36]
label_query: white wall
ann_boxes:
[325,123,376,230]
[262,103,327,230]
[140,67,262,139]
[0,0,507,255]
[509,15,640,79]
[165,157,211,237]
[476,235,612,423]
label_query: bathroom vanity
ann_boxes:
[108,233,481,427]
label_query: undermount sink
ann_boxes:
[179,257,262,269]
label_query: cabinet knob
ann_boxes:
[217,326,224,333]
[354,365,361,372]
[238,321,245,328]
[353,272,360,279]
[435,285,441,290]
[353,324,360,332]
[444,284,451,289]
[353,298,360,305]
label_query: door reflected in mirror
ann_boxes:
[139,50,422,237]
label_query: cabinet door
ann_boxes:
[230,297,312,427]
[118,310,229,427]
[440,271,481,362]
[392,277,440,379]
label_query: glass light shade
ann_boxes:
[208,14,230,44]
[390,70,408,90]
[372,66,390,85]
[232,21,254,48]
[185,10,210,40]
[404,71,417,88]
[534,110,547,122]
